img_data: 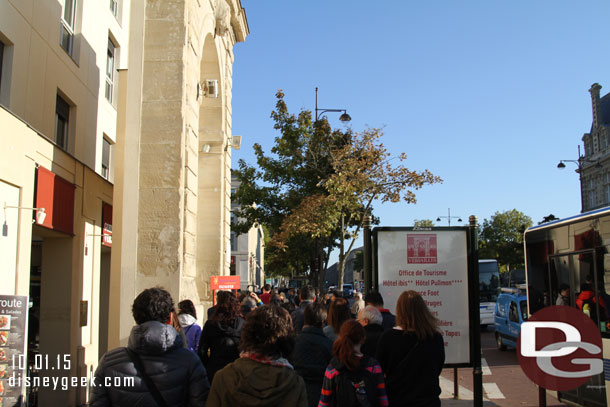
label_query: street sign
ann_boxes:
[210,276,240,290]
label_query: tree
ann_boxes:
[232,90,351,286]
[233,90,441,289]
[275,127,441,288]
[479,209,533,273]
[414,219,435,227]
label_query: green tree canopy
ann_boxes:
[232,90,441,287]
[479,209,533,273]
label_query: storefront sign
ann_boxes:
[210,276,240,291]
[102,203,112,248]
[375,228,471,365]
[0,295,28,404]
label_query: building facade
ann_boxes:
[230,173,265,291]
[0,0,248,405]
[0,0,126,404]
[581,83,610,212]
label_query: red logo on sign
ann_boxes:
[407,234,437,264]
[517,305,603,391]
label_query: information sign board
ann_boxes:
[210,276,240,290]
[374,228,472,366]
[0,295,28,404]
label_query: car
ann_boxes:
[494,286,528,351]
[328,286,337,293]
[342,284,354,298]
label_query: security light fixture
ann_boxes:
[2,204,46,236]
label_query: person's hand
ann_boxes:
[250,292,260,301]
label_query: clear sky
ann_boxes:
[230,1,610,254]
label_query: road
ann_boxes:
[439,326,567,407]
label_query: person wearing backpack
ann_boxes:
[198,294,245,383]
[376,290,445,407]
[318,320,388,407]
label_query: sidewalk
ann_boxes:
[440,375,498,406]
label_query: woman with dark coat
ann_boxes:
[292,303,333,407]
[207,305,307,406]
[198,294,245,382]
[376,290,445,407]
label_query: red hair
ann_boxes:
[333,319,365,371]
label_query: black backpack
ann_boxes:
[582,296,600,324]
[332,356,379,407]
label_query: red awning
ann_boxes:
[35,167,75,235]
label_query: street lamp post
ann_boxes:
[436,208,462,227]
[314,87,352,290]
[314,87,351,122]
[557,145,602,213]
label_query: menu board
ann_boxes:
[0,295,28,405]
[376,229,471,365]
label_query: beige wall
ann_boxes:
[0,0,128,178]
[111,0,248,343]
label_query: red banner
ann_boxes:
[210,275,240,290]
[35,167,75,235]
[102,203,112,247]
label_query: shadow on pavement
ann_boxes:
[441,398,498,406]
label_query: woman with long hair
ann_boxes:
[318,320,388,407]
[376,290,445,406]
[198,293,245,382]
[177,299,202,352]
[323,297,352,342]
[207,305,307,406]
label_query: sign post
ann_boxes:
[373,222,481,406]
[210,276,241,305]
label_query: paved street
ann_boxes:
[439,326,567,407]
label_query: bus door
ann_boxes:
[549,251,607,407]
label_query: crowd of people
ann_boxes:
[90,284,445,407]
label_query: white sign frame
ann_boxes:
[374,227,474,367]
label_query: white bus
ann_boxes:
[479,259,500,327]
[524,207,610,407]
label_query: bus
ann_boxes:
[479,259,500,327]
[524,206,610,407]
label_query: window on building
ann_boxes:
[105,39,115,104]
[55,94,70,150]
[231,232,237,251]
[109,0,118,17]
[60,0,76,56]
[589,178,597,208]
[102,138,111,179]
[601,131,608,151]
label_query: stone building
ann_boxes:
[580,83,610,212]
[230,172,265,291]
[0,0,248,405]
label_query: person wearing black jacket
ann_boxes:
[291,285,316,334]
[376,290,445,407]
[91,287,209,407]
[292,303,333,407]
[198,294,245,382]
[357,305,385,359]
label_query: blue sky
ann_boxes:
[231,2,610,249]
